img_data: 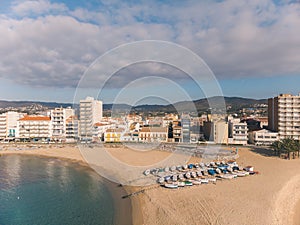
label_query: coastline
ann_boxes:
[2,144,300,224]
[0,144,137,225]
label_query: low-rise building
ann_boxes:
[18,115,51,141]
[104,128,124,142]
[139,127,167,142]
[228,119,248,145]
[248,129,278,145]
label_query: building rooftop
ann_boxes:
[19,115,50,121]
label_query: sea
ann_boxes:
[0,155,115,225]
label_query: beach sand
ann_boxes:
[2,144,300,225]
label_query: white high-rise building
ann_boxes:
[50,107,75,141]
[0,112,25,140]
[268,93,300,140]
[79,97,103,140]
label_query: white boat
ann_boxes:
[244,166,254,172]
[178,174,184,180]
[210,162,215,167]
[227,167,233,173]
[234,172,247,177]
[158,177,165,184]
[215,168,221,174]
[177,182,186,187]
[172,175,178,182]
[182,165,188,170]
[191,171,197,178]
[164,167,170,172]
[221,174,235,179]
[208,177,217,183]
[199,162,205,168]
[170,165,177,171]
[192,180,202,185]
[164,183,178,189]
[144,169,150,176]
[185,172,191,179]
[200,178,209,184]
[196,171,202,177]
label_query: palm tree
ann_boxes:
[272,137,299,159]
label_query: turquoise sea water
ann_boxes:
[0,155,114,225]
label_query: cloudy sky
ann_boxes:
[1,0,300,104]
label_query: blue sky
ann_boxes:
[0,0,300,104]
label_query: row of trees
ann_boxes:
[272,137,300,159]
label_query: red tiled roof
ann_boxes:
[19,116,50,121]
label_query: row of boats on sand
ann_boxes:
[143,160,257,189]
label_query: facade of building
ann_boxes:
[139,127,168,142]
[248,129,278,145]
[50,107,75,141]
[181,114,191,143]
[268,93,300,140]
[65,116,79,142]
[0,112,25,140]
[104,128,124,142]
[18,115,51,141]
[228,119,248,145]
[79,97,103,140]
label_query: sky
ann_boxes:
[0,0,300,104]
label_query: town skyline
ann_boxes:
[0,0,300,104]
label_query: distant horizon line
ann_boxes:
[0,95,270,107]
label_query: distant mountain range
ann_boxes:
[0,96,268,114]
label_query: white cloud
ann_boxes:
[0,0,300,90]
[11,0,67,16]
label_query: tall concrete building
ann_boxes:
[0,112,25,140]
[50,107,75,141]
[268,93,300,140]
[181,114,191,143]
[79,97,103,140]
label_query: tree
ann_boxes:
[272,137,300,159]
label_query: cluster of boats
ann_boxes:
[143,160,256,189]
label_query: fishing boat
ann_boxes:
[208,177,217,183]
[199,162,205,168]
[170,165,177,172]
[207,168,216,175]
[164,183,178,189]
[184,181,193,186]
[200,178,209,184]
[158,177,165,184]
[244,166,254,172]
[196,171,202,177]
[192,180,202,185]
[164,167,170,172]
[177,182,186,187]
[191,171,197,178]
[220,174,235,179]
[188,164,194,169]
[144,169,150,176]
[176,165,183,171]
[227,167,233,173]
[178,173,184,180]
[210,162,215,167]
[215,168,221,174]
[182,165,188,170]
[185,172,191,179]
[172,174,178,182]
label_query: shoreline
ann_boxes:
[2,144,300,224]
[0,145,138,225]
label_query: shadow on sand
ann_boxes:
[250,146,277,158]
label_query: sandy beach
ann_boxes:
[1,144,300,225]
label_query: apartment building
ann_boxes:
[18,115,51,141]
[228,119,248,145]
[139,127,168,142]
[50,107,75,141]
[0,112,25,140]
[248,129,278,146]
[79,97,103,140]
[268,93,300,140]
[65,115,79,142]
